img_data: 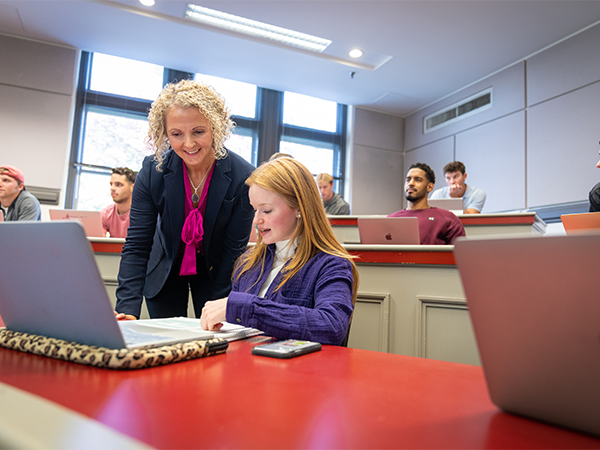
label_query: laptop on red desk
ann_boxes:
[454,234,600,437]
[357,217,420,245]
[560,212,600,235]
[49,209,105,237]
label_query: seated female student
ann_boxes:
[200,158,358,345]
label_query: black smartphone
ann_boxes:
[251,339,322,359]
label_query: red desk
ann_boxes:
[0,339,598,449]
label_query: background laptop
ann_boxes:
[357,217,420,245]
[428,198,464,214]
[49,209,105,237]
[454,234,600,437]
[0,221,219,349]
[560,212,600,235]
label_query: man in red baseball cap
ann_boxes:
[0,165,41,221]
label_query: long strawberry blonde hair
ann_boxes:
[234,157,358,304]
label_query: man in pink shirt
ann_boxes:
[101,167,136,238]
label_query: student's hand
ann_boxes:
[114,311,137,321]
[200,298,228,331]
[449,183,462,195]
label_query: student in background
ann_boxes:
[0,165,41,221]
[115,80,255,321]
[429,161,486,213]
[389,162,465,245]
[101,167,136,238]
[589,142,600,212]
[317,172,350,215]
[200,158,358,345]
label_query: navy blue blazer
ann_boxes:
[116,149,255,318]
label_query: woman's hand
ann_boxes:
[114,311,137,321]
[200,297,228,331]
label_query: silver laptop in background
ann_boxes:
[357,217,420,245]
[0,221,215,349]
[428,198,464,214]
[454,234,600,437]
[49,209,105,237]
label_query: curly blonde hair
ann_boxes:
[146,79,235,171]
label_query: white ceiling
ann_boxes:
[2,0,600,117]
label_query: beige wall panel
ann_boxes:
[416,298,480,366]
[455,111,526,212]
[351,144,404,215]
[527,81,600,208]
[0,34,77,95]
[353,107,404,151]
[527,24,600,106]
[0,84,73,189]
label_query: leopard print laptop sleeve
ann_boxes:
[0,329,228,370]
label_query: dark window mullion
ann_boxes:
[83,92,152,115]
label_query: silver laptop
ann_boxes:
[49,209,105,237]
[357,217,420,245]
[454,234,600,437]
[428,198,464,214]
[0,221,220,350]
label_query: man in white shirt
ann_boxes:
[430,161,486,214]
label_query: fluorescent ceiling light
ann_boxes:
[139,0,154,5]
[185,4,332,53]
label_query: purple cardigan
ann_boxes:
[226,245,354,345]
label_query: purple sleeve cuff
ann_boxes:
[226,291,256,326]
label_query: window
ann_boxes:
[67,53,347,209]
[76,107,151,210]
[283,92,337,132]
[90,53,164,101]
[281,92,346,193]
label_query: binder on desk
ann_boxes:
[124,318,263,342]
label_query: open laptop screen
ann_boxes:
[49,209,105,237]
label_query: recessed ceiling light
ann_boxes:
[139,0,155,6]
[185,4,332,53]
[349,49,363,58]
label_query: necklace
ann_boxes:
[187,165,211,203]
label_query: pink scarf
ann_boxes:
[180,161,215,276]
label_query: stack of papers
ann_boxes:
[120,317,263,342]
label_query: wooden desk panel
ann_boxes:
[0,340,598,449]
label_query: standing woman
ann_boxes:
[200,158,358,345]
[116,80,255,320]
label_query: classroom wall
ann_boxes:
[403,23,600,213]
[4,22,600,219]
[348,107,404,215]
[0,34,78,217]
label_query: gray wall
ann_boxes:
[0,34,78,214]
[403,24,600,213]
[347,107,404,215]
